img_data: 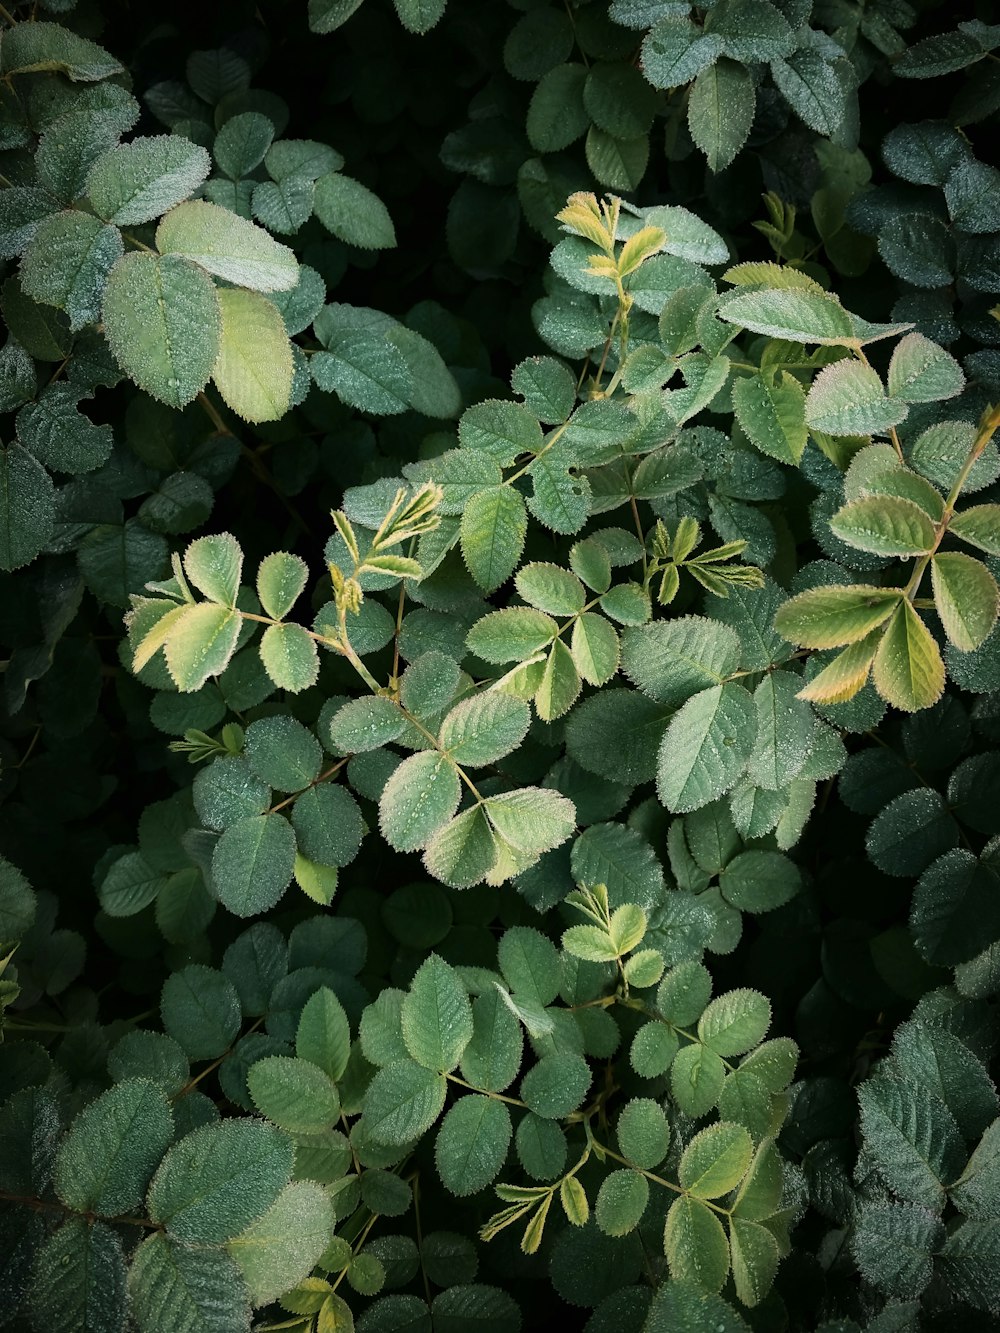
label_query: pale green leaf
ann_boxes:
[805,359,907,436]
[887,332,965,403]
[872,601,946,712]
[260,623,320,693]
[664,1196,730,1291]
[163,602,241,692]
[732,371,808,466]
[773,584,903,648]
[679,1121,754,1198]
[212,288,293,423]
[226,1181,333,1307]
[931,551,999,651]
[156,199,298,291]
[829,495,936,556]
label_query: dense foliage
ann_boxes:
[2,1,1000,1330]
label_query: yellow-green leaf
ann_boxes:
[212,289,293,423]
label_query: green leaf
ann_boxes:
[771,50,849,136]
[255,552,309,622]
[687,59,755,173]
[212,812,296,916]
[31,1218,126,1333]
[773,584,903,648]
[435,1095,512,1196]
[617,1098,671,1171]
[128,1233,251,1333]
[717,288,856,345]
[20,210,124,332]
[394,0,447,34]
[719,850,801,913]
[570,612,620,686]
[664,1196,730,1291]
[657,683,756,813]
[163,603,241,691]
[149,1116,293,1242]
[424,807,499,889]
[459,399,543,465]
[460,989,523,1095]
[911,848,1000,967]
[679,1122,754,1198]
[215,112,274,179]
[212,288,293,423]
[951,504,1000,557]
[297,986,351,1082]
[562,924,618,963]
[931,552,999,651]
[745,672,815,790]
[698,989,771,1057]
[329,696,406,753]
[729,1217,780,1307]
[161,964,241,1059]
[641,18,723,89]
[939,1218,1000,1311]
[622,615,741,707]
[671,1042,726,1117]
[887,332,965,403]
[364,1059,448,1145]
[521,1052,591,1118]
[872,601,946,712]
[526,64,590,152]
[312,330,412,415]
[858,1071,966,1209]
[829,495,936,556]
[248,1055,341,1133]
[440,693,531,766]
[535,639,582,720]
[401,954,474,1072]
[511,356,576,424]
[260,623,319,693]
[515,562,586,615]
[732,371,808,466]
[460,485,527,592]
[805,360,908,437]
[308,0,365,33]
[484,787,576,854]
[950,1119,1000,1219]
[595,1169,649,1236]
[0,21,122,80]
[101,252,221,408]
[0,443,55,571]
[226,1180,334,1307]
[54,1078,172,1216]
[379,751,462,852]
[87,135,210,226]
[156,200,298,291]
[852,1201,944,1299]
[99,851,167,918]
[313,172,397,249]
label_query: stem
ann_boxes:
[269,759,348,814]
[172,1018,262,1099]
[337,601,383,694]
[446,1073,529,1109]
[591,1143,731,1216]
[0,1189,163,1230]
